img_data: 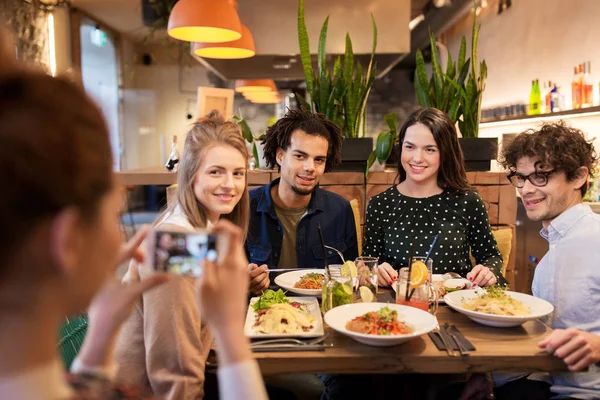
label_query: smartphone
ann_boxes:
[146,226,217,277]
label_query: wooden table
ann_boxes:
[253,304,567,375]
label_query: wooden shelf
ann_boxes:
[480,105,600,126]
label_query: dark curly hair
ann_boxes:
[499,121,598,196]
[261,108,343,171]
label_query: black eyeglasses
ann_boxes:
[506,169,557,188]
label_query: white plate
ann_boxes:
[444,289,554,328]
[274,269,326,296]
[245,296,325,338]
[391,274,473,304]
[324,302,437,347]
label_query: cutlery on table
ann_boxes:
[432,318,456,357]
[444,323,470,356]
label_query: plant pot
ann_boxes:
[458,137,498,172]
[335,137,374,171]
[383,143,400,170]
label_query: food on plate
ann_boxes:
[345,306,414,336]
[462,286,530,316]
[253,303,315,334]
[294,272,324,290]
[434,277,471,298]
[252,289,289,312]
[410,260,428,287]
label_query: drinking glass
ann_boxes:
[395,265,438,315]
[355,256,378,303]
[322,265,354,314]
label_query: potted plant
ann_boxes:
[414,4,496,171]
[232,115,265,169]
[366,112,399,175]
[297,0,377,171]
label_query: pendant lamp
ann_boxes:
[235,79,277,93]
[168,0,242,43]
[193,24,255,59]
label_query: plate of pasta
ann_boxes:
[245,289,324,338]
[444,286,554,328]
[324,303,437,346]
[274,269,325,296]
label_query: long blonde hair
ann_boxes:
[158,111,249,237]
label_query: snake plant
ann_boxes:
[414,1,486,138]
[297,0,377,138]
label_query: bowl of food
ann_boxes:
[274,269,326,296]
[323,303,437,347]
[444,286,554,328]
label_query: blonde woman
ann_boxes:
[114,111,250,400]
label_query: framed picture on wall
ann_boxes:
[197,87,234,120]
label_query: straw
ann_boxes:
[404,241,415,301]
[317,222,330,277]
[424,234,439,264]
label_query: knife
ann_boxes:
[251,344,326,352]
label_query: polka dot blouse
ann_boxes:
[363,186,503,278]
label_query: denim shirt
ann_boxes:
[245,178,359,269]
[531,203,600,399]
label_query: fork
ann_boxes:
[432,318,456,357]
[444,323,469,356]
[251,334,329,348]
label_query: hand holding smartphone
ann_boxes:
[146,226,218,277]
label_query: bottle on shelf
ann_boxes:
[583,61,593,107]
[544,81,553,114]
[550,83,563,112]
[165,135,180,171]
[528,79,541,115]
[572,65,582,109]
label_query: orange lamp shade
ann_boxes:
[193,24,255,59]
[168,0,242,43]
[244,91,279,100]
[251,96,283,104]
[235,79,276,93]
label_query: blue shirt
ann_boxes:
[531,203,600,399]
[245,178,359,269]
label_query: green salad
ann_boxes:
[252,289,289,311]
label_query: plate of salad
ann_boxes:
[244,289,324,338]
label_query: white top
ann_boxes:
[217,359,268,400]
[0,359,72,400]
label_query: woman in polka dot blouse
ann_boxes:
[363,108,504,288]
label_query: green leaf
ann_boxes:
[457,58,471,86]
[472,21,480,79]
[376,131,393,164]
[414,50,432,107]
[343,34,354,84]
[447,95,461,124]
[317,16,329,75]
[364,14,378,85]
[295,92,311,112]
[384,112,397,134]
[297,0,314,98]
[333,55,342,79]
[429,32,444,107]
[252,141,260,169]
[446,51,455,80]
[239,119,254,143]
[366,150,376,177]
[457,37,466,72]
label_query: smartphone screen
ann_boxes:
[150,228,217,277]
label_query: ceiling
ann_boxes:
[71,0,431,42]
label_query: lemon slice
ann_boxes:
[341,283,353,295]
[359,286,374,302]
[341,260,357,278]
[410,260,429,288]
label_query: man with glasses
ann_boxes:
[462,122,600,399]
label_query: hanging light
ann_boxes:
[235,79,276,93]
[250,96,283,104]
[168,0,242,43]
[244,91,279,99]
[193,24,255,59]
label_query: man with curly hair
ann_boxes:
[245,108,358,294]
[461,122,600,400]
